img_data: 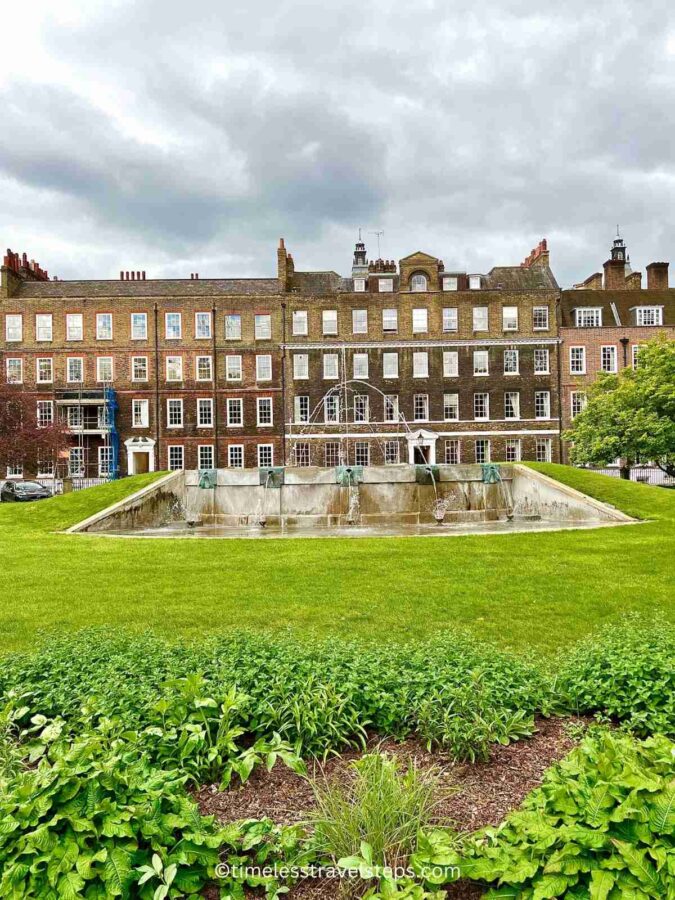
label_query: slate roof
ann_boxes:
[16,278,282,299]
[482,266,559,291]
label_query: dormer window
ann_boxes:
[353,278,366,293]
[635,306,663,326]
[443,276,458,291]
[411,273,428,292]
[469,275,481,290]
[575,307,602,327]
[378,278,394,292]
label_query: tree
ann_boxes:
[565,336,675,478]
[0,384,70,478]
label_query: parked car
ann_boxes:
[0,480,53,502]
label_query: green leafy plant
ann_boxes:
[557,616,675,736]
[442,729,675,898]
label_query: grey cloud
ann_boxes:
[1,0,675,283]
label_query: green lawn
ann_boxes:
[0,465,672,656]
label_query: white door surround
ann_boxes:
[124,437,156,475]
[407,429,439,465]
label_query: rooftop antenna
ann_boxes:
[369,230,384,259]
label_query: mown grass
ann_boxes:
[0,465,672,656]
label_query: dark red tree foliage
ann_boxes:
[0,384,70,477]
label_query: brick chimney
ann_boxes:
[521,239,550,268]
[603,258,626,290]
[277,238,293,292]
[646,262,669,290]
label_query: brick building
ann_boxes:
[560,234,675,460]
[4,232,668,479]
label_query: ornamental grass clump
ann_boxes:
[309,751,448,875]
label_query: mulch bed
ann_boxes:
[199,716,586,900]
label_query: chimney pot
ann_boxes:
[120,270,124,280]
[142,270,146,280]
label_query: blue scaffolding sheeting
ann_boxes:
[103,386,120,480]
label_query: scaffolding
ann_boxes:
[56,383,119,481]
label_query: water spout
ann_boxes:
[256,470,273,527]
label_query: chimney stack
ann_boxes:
[646,262,669,290]
[603,258,626,290]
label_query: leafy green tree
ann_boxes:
[565,336,675,478]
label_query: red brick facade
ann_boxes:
[1,237,673,477]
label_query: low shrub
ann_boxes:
[411,729,675,898]
[556,616,675,736]
[310,751,444,872]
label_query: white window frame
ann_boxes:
[411,273,428,292]
[36,314,53,342]
[225,314,242,340]
[384,394,399,422]
[198,444,215,470]
[96,313,113,341]
[502,306,518,331]
[293,354,309,380]
[227,398,243,427]
[575,307,602,328]
[571,391,587,418]
[443,392,459,421]
[132,356,148,382]
[354,441,370,466]
[384,441,400,465]
[378,278,394,292]
[257,444,274,467]
[443,351,459,377]
[322,309,338,335]
[413,394,429,422]
[442,308,458,332]
[226,355,243,382]
[195,311,212,340]
[254,314,272,340]
[228,444,244,468]
[354,395,369,423]
[472,306,488,331]
[294,395,309,423]
[292,310,308,336]
[165,355,183,382]
[132,399,150,428]
[535,438,552,462]
[168,445,184,471]
[412,351,429,378]
[353,278,366,293]
[534,349,550,374]
[131,312,148,340]
[600,345,618,373]
[469,275,481,290]
[473,392,489,420]
[444,439,461,464]
[5,314,22,342]
[569,346,586,374]
[37,400,54,428]
[504,391,520,420]
[352,309,368,334]
[6,358,23,384]
[197,398,214,428]
[632,344,645,368]
[443,276,458,292]
[67,357,84,383]
[165,312,182,340]
[635,306,663,327]
[256,354,272,382]
[473,350,489,376]
[66,313,83,341]
[382,352,399,379]
[323,353,339,380]
[382,308,398,332]
[412,308,428,334]
[257,397,273,426]
[196,355,213,381]
[475,439,490,463]
[503,349,519,375]
[505,439,522,462]
[353,352,369,379]
[166,398,184,428]
[98,446,114,478]
[535,390,551,420]
[96,357,113,382]
[36,357,53,383]
[533,307,549,330]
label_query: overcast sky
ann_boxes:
[2,1,675,287]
